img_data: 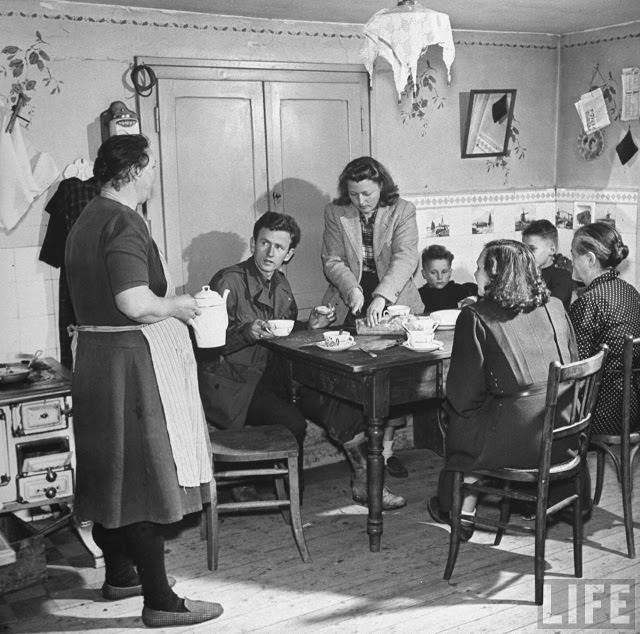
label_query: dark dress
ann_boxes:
[438,297,578,508]
[541,264,573,311]
[568,269,640,434]
[65,196,202,528]
[419,281,477,313]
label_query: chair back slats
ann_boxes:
[536,347,608,505]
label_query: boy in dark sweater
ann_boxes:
[419,244,477,313]
[522,219,573,310]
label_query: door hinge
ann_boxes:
[360,107,364,132]
[154,106,160,133]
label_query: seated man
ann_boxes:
[197,212,334,494]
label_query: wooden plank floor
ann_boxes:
[1,449,638,633]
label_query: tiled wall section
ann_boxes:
[406,187,639,290]
[0,198,59,362]
[0,187,637,364]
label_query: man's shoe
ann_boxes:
[102,576,176,601]
[141,598,223,628]
[385,455,409,478]
[427,496,474,542]
[382,486,407,509]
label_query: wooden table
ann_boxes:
[263,329,453,552]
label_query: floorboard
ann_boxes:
[1,449,638,633]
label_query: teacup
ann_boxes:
[323,330,354,347]
[406,330,435,348]
[384,304,411,318]
[314,305,333,316]
[266,319,294,337]
[404,315,439,334]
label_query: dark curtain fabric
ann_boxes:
[39,177,100,367]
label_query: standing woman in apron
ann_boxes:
[65,134,222,628]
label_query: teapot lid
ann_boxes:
[194,285,225,306]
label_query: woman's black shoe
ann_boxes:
[427,496,474,542]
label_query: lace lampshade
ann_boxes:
[362,0,455,101]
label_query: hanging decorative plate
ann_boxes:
[577,129,605,160]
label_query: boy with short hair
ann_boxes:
[522,219,573,310]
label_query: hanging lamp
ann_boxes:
[361,0,455,101]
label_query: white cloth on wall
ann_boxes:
[63,157,94,180]
[362,4,455,101]
[0,113,58,231]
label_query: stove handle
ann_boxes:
[0,409,10,486]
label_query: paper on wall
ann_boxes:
[621,67,640,122]
[574,88,610,134]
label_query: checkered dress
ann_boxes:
[568,269,640,434]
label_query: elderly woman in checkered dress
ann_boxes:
[569,221,640,435]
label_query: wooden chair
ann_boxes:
[443,346,608,606]
[590,334,640,558]
[202,424,311,570]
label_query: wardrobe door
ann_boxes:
[265,79,369,312]
[152,79,268,294]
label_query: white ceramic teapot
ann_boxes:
[190,286,230,348]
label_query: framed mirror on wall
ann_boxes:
[461,89,517,158]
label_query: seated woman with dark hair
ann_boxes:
[419,244,477,313]
[569,222,640,435]
[427,239,578,540]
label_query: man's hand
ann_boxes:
[249,319,274,341]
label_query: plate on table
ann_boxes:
[315,340,356,352]
[430,309,461,330]
[401,340,444,353]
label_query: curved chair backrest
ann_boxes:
[539,345,609,481]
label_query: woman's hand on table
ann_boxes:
[346,287,364,315]
[249,319,274,341]
[365,295,386,326]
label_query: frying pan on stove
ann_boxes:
[0,362,32,384]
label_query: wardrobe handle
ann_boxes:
[272,190,282,204]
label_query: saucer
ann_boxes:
[402,340,444,352]
[316,340,356,352]
[435,324,456,331]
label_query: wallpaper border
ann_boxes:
[405,187,638,209]
[0,7,559,48]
